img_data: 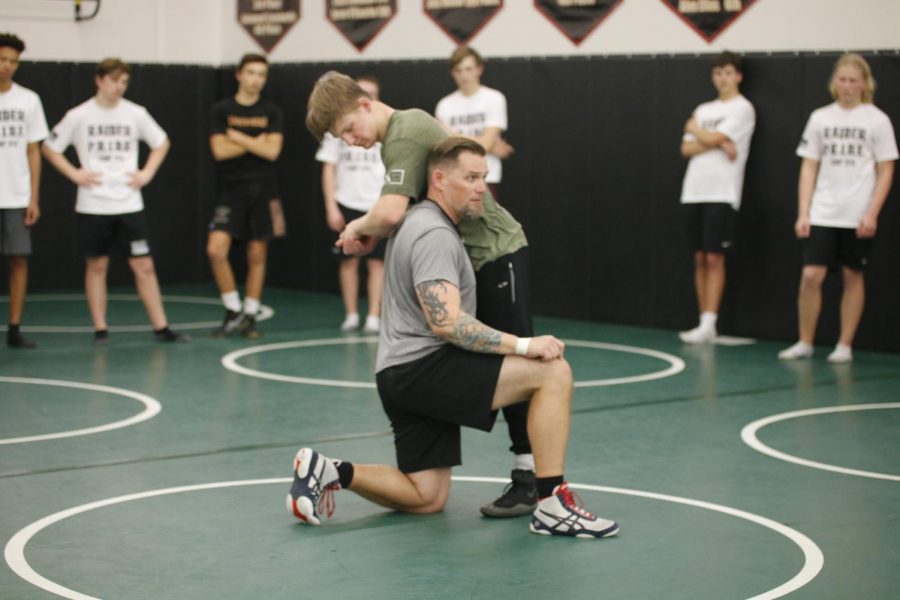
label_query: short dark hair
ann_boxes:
[712,50,742,73]
[96,58,131,78]
[238,53,268,71]
[449,46,483,70]
[0,33,25,53]
[427,137,486,175]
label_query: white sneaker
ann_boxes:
[827,344,853,363]
[778,341,813,360]
[530,483,619,539]
[340,313,359,332]
[679,326,715,344]
[362,315,380,334]
[286,448,340,526]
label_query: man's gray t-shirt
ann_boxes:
[375,200,477,373]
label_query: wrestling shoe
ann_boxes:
[237,314,261,339]
[480,469,537,517]
[286,447,340,526]
[530,483,619,539]
[211,309,242,338]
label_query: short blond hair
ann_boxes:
[306,71,371,141]
[829,53,876,104]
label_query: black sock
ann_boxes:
[7,324,20,338]
[335,461,354,489]
[154,326,171,335]
[94,329,109,340]
[536,475,564,499]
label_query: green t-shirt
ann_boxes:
[381,109,527,271]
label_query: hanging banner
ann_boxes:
[327,0,397,52]
[424,0,504,45]
[237,0,300,53]
[533,0,623,46]
[660,0,759,43]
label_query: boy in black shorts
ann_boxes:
[287,139,619,540]
[42,58,188,344]
[208,53,284,339]
[678,51,755,344]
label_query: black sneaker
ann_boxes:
[7,330,37,349]
[480,469,538,518]
[237,313,261,339]
[154,327,191,343]
[211,309,241,338]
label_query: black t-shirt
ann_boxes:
[210,97,284,184]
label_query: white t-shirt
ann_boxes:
[315,133,385,212]
[680,94,756,209]
[0,83,49,209]
[45,98,168,215]
[796,102,898,228]
[435,85,507,184]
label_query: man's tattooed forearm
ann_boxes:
[451,313,502,353]
[416,280,450,326]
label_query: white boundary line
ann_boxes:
[0,377,161,445]
[4,476,822,600]
[741,403,900,482]
[220,338,685,389]
[0,294,273,333]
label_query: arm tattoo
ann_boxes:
[451,313,503,354]
[416,280,450,326]
[415,280,503,353]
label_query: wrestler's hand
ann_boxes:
[525,335,566,361]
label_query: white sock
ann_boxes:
[243,297,261,316]
[222,291,241,312]
[700,312,718,331]
[514,453,535,472]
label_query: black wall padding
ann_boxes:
[7,53,900,351]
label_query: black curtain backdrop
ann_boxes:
[7,53,900,352]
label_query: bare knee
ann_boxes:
[246,242,268,268]
[800,266,826,291]
[8,256,27,273]
[403,489,449,514]
[85,257,108,276]
[129,256,156,277]
[546,357,573,386]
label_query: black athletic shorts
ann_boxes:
[683,202,736,253]
[77,212,152,258]
[803,225,872,271]
[0,208,31,256]
[376,345,504,473]
[338,205,386,260]
[210,179,285,241]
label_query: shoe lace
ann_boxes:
[558,485,596,519]
[316,482,340,518]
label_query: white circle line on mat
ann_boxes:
[4,476,821,600]
[741,402,900,481]
[0,377,161,445]
[220,337,685,389]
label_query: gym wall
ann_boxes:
[10,52,900,352]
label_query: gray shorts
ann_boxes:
[0,209,32,256]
